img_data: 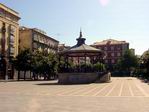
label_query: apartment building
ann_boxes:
[92,39,129,65]
[19,27,59,54]
[0,3,20,79]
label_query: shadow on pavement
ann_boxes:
[35,82,60,86]
[35,82,94,86]
[137,77,149,85]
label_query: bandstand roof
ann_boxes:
[65,43,102,53]
[59,30,102,57]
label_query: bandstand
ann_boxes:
[58,31,111,84]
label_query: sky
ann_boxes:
[0,0,149,55]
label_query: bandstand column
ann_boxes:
[77,56,80,72]
[58,55,61,72]
[85,54,87,72]
[98,53,100,63]
[77,56,79,64]
[66,55,69,69]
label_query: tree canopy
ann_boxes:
[13,49,58,80]
[141,50,149,74]
[117,50,138,71]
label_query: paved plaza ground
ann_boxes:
[1,77,149,112]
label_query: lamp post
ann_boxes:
[1,22,8,80]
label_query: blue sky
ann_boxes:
[1,0,149,55]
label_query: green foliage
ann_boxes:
[116,50,139,71]
[31,51,58,80]
[140,50,149,75]
[13,49,59,80]
[58,56,75,72]
[79,63,93,72]
[13,49,32,80]
[93,62,106,72]
[13,49,32,71]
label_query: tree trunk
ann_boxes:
[18,70,20,81]
[37,74,40,80]
[32,72,35,80]
[30,71,32,79]
[24,71,26,80]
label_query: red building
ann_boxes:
[92,39,129,65]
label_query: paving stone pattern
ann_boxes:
[0,77,149,112]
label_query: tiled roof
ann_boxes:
[93,39,128,45]
[68,44,102,53]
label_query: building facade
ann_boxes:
[58,44,70,52]
[92,39,129,66]
[19,27,59,54]
[0,3,20,79]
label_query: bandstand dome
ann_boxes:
[59,30,103,57]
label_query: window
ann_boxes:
[33,34,38,41]
[112,59,115,63]
[10,47,14,55]
[0,9,4,17]
[105,60,108,63]
[10,35,14,43]
[111,46,114,50]
[33,42,37,49]
[111,53,115,57]
[98,47,101,49]
[10,26,15,34]
[104,52,107,57]
[117,53,121,57]
[108,53,111,57]
[104,47,107,50]
[117,47,121,50]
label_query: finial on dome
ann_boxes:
[79,28,82,38]
[76,28,86,46]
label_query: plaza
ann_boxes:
[1,77,149,112]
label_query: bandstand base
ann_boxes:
[58,73,98,84]
[58,72,111,84]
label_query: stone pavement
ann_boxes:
[0,77,149,112]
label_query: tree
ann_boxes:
[31,51,44,80]
[140,50,149,77]
[14,49,59,81]
[31,51,58,80]
[13,49,32,80]
[46,53,58,79]
[117,50,139,75]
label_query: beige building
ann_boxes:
[0,3,20,57]
[19,27,59,54]
[0,3,20,79]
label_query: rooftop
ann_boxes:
[0,3,20,18]
[93,39,128,45]
[20,26,59,43]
